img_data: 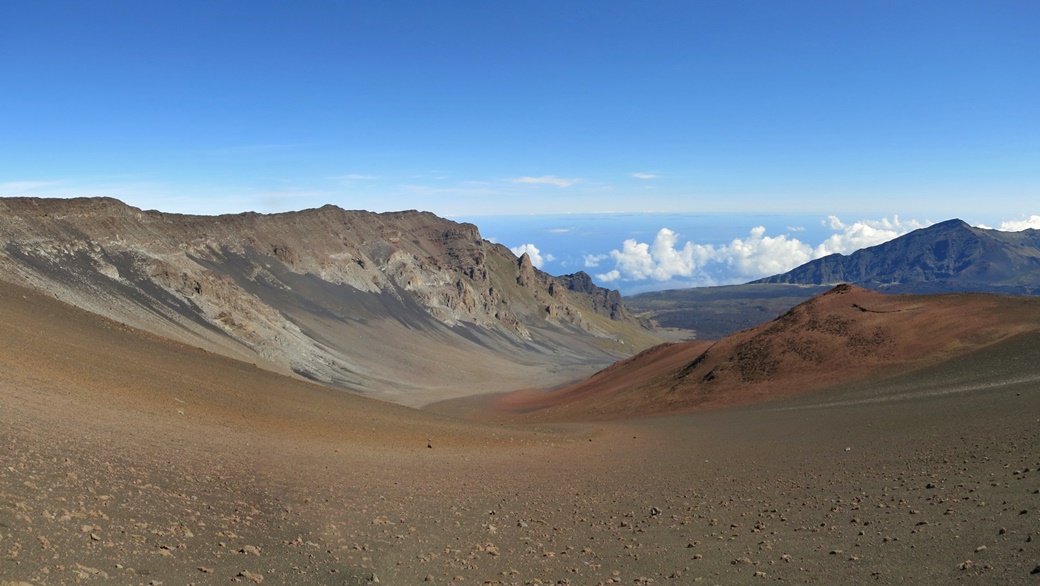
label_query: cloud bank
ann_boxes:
[999,215,1040,231]
[596,216,928,285]
[510,243,555,268]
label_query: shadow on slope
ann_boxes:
[0,278,548,448]
[0,197,659,405]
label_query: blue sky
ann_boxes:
[2,1,1038,291]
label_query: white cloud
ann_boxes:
[998,215,1040,231]
[632,172,659,179]
[719,227,813,278]
[511,175,581,188]
[583,253,608,268]
[594,215,928,285]
[337,174,379,181]
[595,228,714,282]
[510,243,554,268]
[813,216,927,257]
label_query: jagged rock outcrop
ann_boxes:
[0,197,657,404]
[554,271,634,321]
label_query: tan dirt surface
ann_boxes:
[2,281,1040,584]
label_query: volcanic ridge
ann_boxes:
[0,196,656,405]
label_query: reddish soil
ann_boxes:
[493,285,1040,420]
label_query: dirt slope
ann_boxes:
[498,284,1040,420]
[3,279,1039,584]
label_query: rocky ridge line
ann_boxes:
[0,197,654,401]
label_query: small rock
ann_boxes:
[926,483,936,489]
[237,570,264,583]
[240,545,261,556]
[957,560,975,570]
[1030,565,1040,575]
[650,507,662,516]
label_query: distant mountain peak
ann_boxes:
[754,218,1040,295]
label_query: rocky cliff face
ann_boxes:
[0,197,656,404]
[755,219,1040,294]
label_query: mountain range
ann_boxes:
[0,197,656,404]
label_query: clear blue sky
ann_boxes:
[2,1,1036,218]
[2,2,1038,291]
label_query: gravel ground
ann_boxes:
[2,284,1039,585]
